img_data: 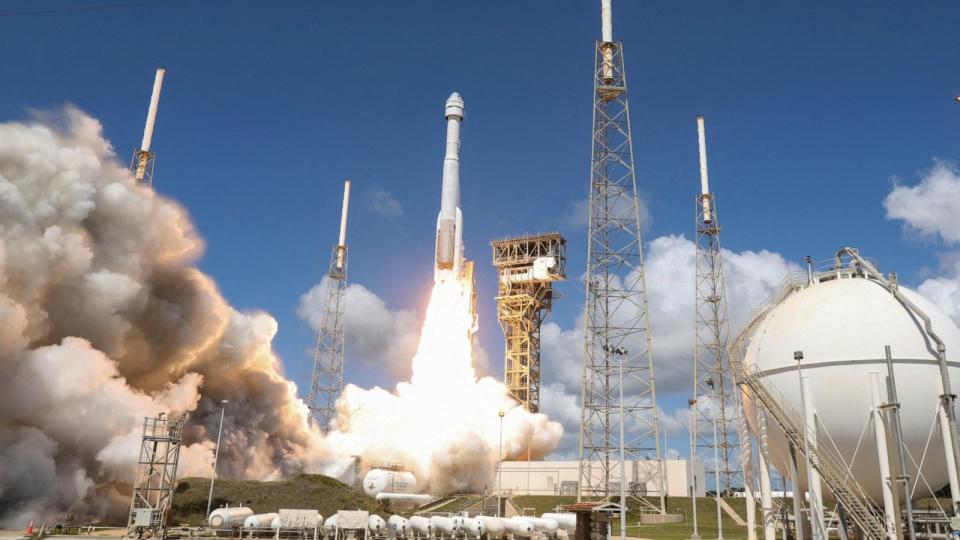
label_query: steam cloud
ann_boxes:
[0,109,328,526]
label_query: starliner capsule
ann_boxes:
[434,92,465,283]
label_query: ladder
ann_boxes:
[729,278,888,540]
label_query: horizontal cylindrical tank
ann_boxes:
[430,516,457,535]
[208,507,253,528]
[477,516,505,537]
[743,273,960,502]
[528,517,558,534]
[363,469,418,497]
[504,517,534,537]
[270,516,280,529]
[456,517,484,538]
[368,515,386,534]
[324,515,339,530]
[408,516,432,535]
[388,516,409,536]
[541,513,576,532]
[244,513,279,528]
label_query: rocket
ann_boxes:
[434,92,465,283]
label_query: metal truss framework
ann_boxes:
[307,244,347,432]
[578,39,665,512]
[692,192,741,493]
[130,149,156,187]
[492,233,567,414]
[127,413,187,538]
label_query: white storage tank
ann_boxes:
[244,513,279,528]
[362,469,418,497]
[367,515,386,534]
[742,267,960,502]
[541,513,576,533]
[477,516,504,537]
[208,507,254,527]
[387,516,409,537]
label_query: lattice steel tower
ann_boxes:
[690,116,739,497]
[578,0,665,512]
[492,233,566,413]
[127,412,187,539]
[131,68,165,187]
[307,180,351,431]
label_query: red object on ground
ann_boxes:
[26,520,34,535]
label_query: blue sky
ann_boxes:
[4,0,960,457]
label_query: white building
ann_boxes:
[496,459,704,498]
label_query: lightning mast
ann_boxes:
[578,0,665,514]
[307,180,351,431]
[131,68,165,186]
[690,117,739,534]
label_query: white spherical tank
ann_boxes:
[743,274,960,502]
[362,469,417,497]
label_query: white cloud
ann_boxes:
[364,189,404,219]
[298,278,419,378]
[541,234,798,396]
[884,161,960,244]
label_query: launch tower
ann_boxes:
[131,68,165,186]
[127,412,187,539]
[578,0,665,513]
[491,232,566,413]
[307,180,351,431]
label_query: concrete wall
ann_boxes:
[496,459,705,498]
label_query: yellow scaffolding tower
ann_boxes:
[491,233,566,413]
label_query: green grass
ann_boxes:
[170,474,382,526]
[509,496,751,540]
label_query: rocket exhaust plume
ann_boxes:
[316,93,562,494]
[0,108,328,526]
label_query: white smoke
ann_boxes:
[0,108,328,526]
[309,278,563,495]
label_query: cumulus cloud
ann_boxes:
[299,278,420,377]
[884,162,960,323]
[537,234,798,457]
[885,161,960,245]
[364,188,404,219]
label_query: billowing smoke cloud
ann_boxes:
[0,109,328,526]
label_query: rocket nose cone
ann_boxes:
[445,92,465,119]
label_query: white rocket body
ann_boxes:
[435,92,465,283]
